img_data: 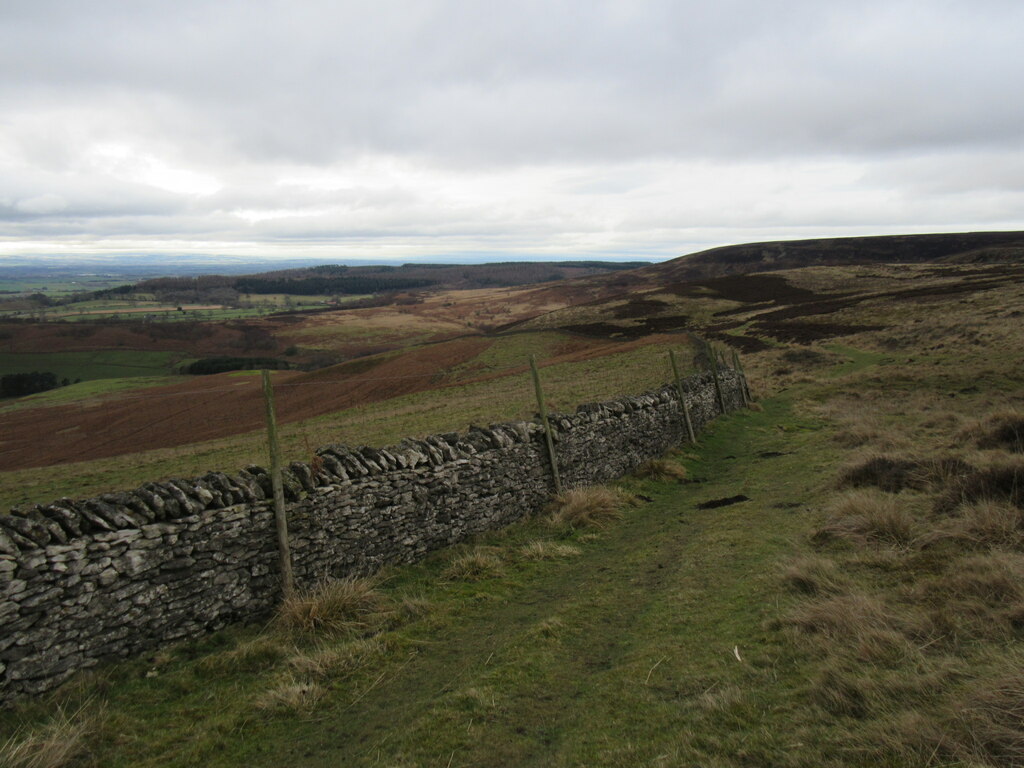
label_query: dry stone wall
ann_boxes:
[0,368,744,704]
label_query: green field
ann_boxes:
[0,350,178,382]
[0,376,182,414]
[0,277,128,295]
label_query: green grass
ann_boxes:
[1,393,847,767]
[447,331,571,377]
[0,350,177,382]
[821,343,890,378]
[0,375,182,413]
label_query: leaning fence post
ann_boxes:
[739,350,754,404]
[261,369,295,599]
[669,349,697,444]
[705,340,728,413]
[529,355,562,495]
[731,349,751,406]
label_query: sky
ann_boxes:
[1,0,1023,264]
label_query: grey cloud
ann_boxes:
[6,0,1021,165]
[1,0,1023,257]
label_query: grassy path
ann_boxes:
[226,394,840,767]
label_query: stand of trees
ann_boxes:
[234,276,437,295]
[183,357,290,375]
[1,371,60,397]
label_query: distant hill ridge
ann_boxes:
[641,230,1024,283]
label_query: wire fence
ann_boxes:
[0,334,749,512]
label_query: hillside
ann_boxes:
[615,230,1024,285]
[88,260,649,304]
[2,234,1024,507]
[3,234,1024,765]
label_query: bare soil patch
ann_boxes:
[0,337,493,471]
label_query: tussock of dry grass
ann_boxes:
[452,686,498,712]
[936,455,1024,513]
[531,617,565,638]
[884,673,1024,767]
[696,685,745,712]
[397,595,431,620]
[956,673,1024,765]
[518,540,582,560]
[923,500,1024,551]
[835,451,922,493]
[786,592,896,640]
[957,410,1024,453]
[874,710,959,766]
[930,552,1024,605]
[255,677,324,714]
[198,636,286,675]
[286,636,390,681]
[548,486,632,529]
[832,418,909,451]
[809,664,871,718]
[275,578,393,637]
[785,593,915,663]
[812,490,917,548]
[442,548,504,581]
[780,555,848,596]
[910,455,975,492]
[634,458,688,482]
[0,706,93,768]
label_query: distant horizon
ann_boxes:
[4,224,1023,273]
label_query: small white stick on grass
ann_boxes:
[733,645,742,662]
[644,656,668,685]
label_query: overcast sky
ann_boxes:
[2,0,1022,263]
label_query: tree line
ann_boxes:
[0,371,67,398]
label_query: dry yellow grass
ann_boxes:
[286,636,390,681]
[548,486,632,529]
[518,540,583,560]
[812,489,918,548]
[275,578,393,637]
[923,499,1024,551]
[197,635,287,675]
[442,548,504,581]
[634,458,688,482]
[957,409,1024,453]
[254,676,324,715]
[780,555,849,596]
[0,706,93,768]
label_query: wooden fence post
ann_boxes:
[669,349,697,444]
[705,340,728,413]
[741,354,754,403]
[731,350,751,406]
[530,355,562,495]
[261,369,295,599]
